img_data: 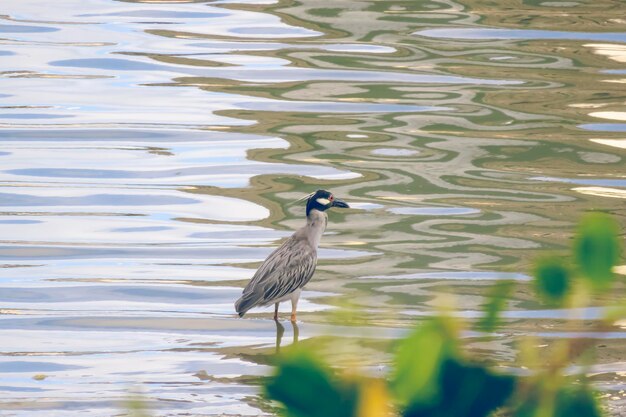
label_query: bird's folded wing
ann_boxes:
[242,237,317,305]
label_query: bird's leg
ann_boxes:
[290,297,298,322]
[291,321,299,344]
[273,302,279,320]
[275,320,285,354]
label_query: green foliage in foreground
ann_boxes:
[267,350,359,417]
[266,213,623,417]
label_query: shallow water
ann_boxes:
[1,0,625,415]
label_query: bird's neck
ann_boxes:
[306,209,327,247]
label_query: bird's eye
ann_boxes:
[329,195,334,201]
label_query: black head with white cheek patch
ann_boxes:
[305,189,349,216]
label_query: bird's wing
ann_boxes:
[238,236,317,308]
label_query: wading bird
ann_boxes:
[235,190,349,322]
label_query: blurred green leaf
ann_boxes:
[266,348,358,417]
[477,280,515,332]
[403,358,516,417]
[357,378,390,417]
[534,258,571,305]
[514,382,603,417]
[554,385,603,417]
[391,319,455,405]
[574,213,620,290]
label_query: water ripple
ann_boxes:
[415,28,626,43]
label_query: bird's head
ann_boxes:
[305,189,349,216]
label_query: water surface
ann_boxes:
[1,0,625,415]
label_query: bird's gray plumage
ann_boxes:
[234,189,348,320]
[235,230,317,317]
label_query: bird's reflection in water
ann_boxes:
[274,319,299,354]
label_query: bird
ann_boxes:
[235,189,349,322]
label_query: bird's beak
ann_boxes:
[332,198,349,209]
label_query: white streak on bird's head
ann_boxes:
[316,198,330,205]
